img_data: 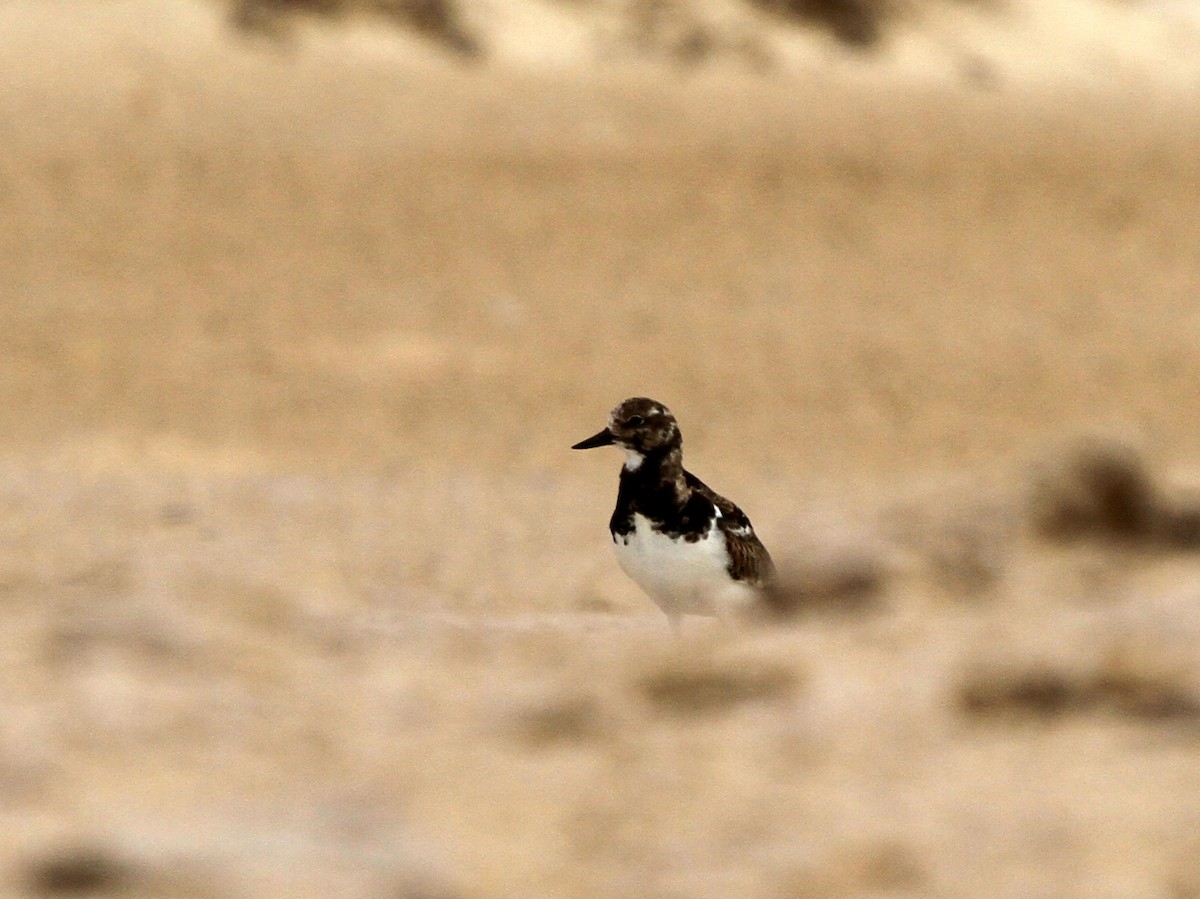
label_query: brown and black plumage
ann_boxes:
[573,397,773,628]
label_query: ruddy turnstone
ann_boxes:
[572,397,774,630]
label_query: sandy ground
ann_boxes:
[3,1,1200,896]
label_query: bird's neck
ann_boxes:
[619,444,687,505]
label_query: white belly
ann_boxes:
[613,513,756,619]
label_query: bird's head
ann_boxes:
[572,397,680,468]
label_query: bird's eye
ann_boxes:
[627,415,644,427]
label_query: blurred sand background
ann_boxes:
[3,0,1200,896]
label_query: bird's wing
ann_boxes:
[684,471,775,586]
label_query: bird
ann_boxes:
[572,397,774,631]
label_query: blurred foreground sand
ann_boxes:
[2,1,1200,896]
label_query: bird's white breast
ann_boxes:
[613,512,754,618]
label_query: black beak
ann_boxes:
[572,428,616,450]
